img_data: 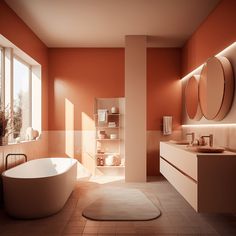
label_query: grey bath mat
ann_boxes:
[82,188,161,221]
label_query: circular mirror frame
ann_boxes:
[185,75,203,120]
[199,56,234,121]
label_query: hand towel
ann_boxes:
[98,109,108,123]
[163,116,172,135]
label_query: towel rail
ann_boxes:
[5,153,28,170]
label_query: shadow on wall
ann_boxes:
[147,130,182,176]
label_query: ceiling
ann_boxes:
[5,0,220,48]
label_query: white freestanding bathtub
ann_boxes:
[2,157,77,219]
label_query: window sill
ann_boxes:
[1,139,39,147]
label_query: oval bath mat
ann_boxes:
[82,188,161,221]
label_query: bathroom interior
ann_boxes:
[0,0,236,235]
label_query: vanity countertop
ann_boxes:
[163,141,236,157]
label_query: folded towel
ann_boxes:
[163,116,172,135]
[98,109,108,123]
[108,122,116,127]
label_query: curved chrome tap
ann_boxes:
[201,134,213,147]
[186,132,195,144]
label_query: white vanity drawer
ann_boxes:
[160,142,198,181]
[160,157,198,211]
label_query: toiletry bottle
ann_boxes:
[100,157,104,166]
[97,156,101,166]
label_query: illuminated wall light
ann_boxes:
[216,41,236,57]
[181,65,203,82]
[182,123,236,128]
[181,41,236,81]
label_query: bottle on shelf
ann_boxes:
[99,157,104,166]
[97,156,101,166]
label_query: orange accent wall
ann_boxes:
[182,0,236,75]
[48,48,125,130]
[147,48,182,130]
[0,0,48,130]
[48,48,182,131]
[48,48,182,176]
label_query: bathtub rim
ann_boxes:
[2,157,78,180]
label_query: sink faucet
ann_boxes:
[186,132,195,144]
[201,134,213,147]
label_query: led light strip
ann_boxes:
[182,123,236,127]
[181,41,236,81]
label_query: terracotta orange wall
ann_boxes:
[48,48,182,176]
[48,48,182,131]
[147,48,182,130]
[182,0,236,75]
[48,48,124,130]
[0,0,48,131]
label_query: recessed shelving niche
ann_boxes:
[94,98,125,176]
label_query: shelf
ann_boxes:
[96,165,125,168]
[96,138,120,141]
[94,98,124,176]
[96,153,120,156]
[96,126,119,129]
[94,113,120,116]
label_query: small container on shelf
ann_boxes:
[111,106,119,114]
[99,157,104,166]
[97,156,101,166]
[105,155,114,166]
[97,130,106,139]
[110,134,118,139]
[104,154,121,166]
[108,122,116,128]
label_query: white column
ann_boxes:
[125,35,147,182]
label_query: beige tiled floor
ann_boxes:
[0,176,236,236]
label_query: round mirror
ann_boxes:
[199,56,234,120]
[185,75,203,120]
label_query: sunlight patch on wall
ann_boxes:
[65,98,74,158]
[81,112,95,174]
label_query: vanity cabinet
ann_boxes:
[160,142,236,213]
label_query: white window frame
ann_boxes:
[0,35,42,144]
[1,46,39,142]
[0,46,5,108]
[13,54,32,128]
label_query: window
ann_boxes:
[13,57,31,139]
[0,37,41,143]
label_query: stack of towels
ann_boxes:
[108,122,116,128]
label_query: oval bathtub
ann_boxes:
[2,157,77,219]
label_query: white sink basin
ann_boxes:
[169,140,189,145]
